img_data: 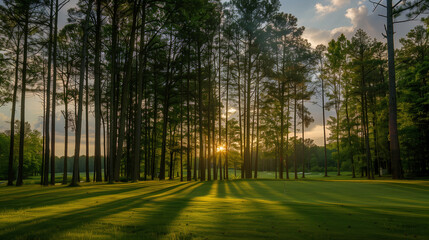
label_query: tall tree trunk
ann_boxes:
[63,84,69,184]
[16,5,30,187]
[50,0,59,185]
[151,68,159,180]
[250,81,256,176]
[279,81,285,179]
[62,54,71,184]
[109,0,119,184]
[41,60,46,185]
[225,49,230,180]
[186,38,192,181]
[43,0,54,186]
[286,84,290,179]
[197,39,205,181]
[115,0,140,181]
[180,102,183,181]
[93,0,103,182]
[321,74,328,177]
[194,74,198,181]
[168,125,174,180]
[207,46,212,181]
[293,84,297,179]
[151,78,158,180]
[71,0,93,186]
[302,86,305,178]
[386,0,402,179]
[254,65,260,179]
[335,76,341,176]
[160,31,173,181]
[85,59,90,182]
[364,90,373,179]
[344,89,355,178]
[180,66,183,182]
[133,2,147,182]
[217,29,222,181]
[236,40,243,179]
[245,39,252,179]
[144,91,149,180]
[102,113,107,181]
[8,35,20,186]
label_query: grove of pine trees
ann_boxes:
[1,0,428,186]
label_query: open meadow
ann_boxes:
[1,175,428,240]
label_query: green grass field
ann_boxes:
[0,175,428,239]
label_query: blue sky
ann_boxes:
[0,0,426,156]
[284,0,421,47]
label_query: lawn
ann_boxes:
[0,177,428,239]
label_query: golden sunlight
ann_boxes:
[216,145,226,152]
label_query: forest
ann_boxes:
[1,0,428,184]
[0,0,428,239]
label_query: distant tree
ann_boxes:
[0,4,22,186]
[397,21,429,176]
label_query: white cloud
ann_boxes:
[345,5,373,32]
[303,125,331,146]
[315,0,351,15]
[304,4,372,47]
[315,3,336,15]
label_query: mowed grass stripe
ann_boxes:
[0,179,428,239]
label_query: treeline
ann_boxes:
[0,0,428,186]
[0,122,42,179]
[319,23,429,178]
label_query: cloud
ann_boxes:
[303,26,354,47]
[345,5,375,33]
[303,125,331,146]
[305,4,380,47]
[315,0,350,15]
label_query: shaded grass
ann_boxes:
[12,171,395,185]
[0,178,428,239]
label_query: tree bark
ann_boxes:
[386,0,403,179]
[109,0,119,184]
[133,2,147,182]
[322,73,328,177]
[85,58,90,182]
[8,34,20,186]
[16,5,30,187]
[115,0,140,181]
[50,0,59,185]
[71,0,93,186]
[93,0,103,182]
[186,37,192,181]
[197,39,205,181]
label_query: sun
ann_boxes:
[216,145,226,152]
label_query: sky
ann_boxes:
[0,0,425,156]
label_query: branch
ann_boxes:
[58,0,71,12]
[369,0,387,11]
[393,15,419,24]
[393,0,426,15]
[393,0,405,9]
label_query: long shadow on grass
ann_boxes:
[0,181,199,239]
[251,181,429,239]
[129,181,214,238]
[0,182,170,211]
[0,181,149,199]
